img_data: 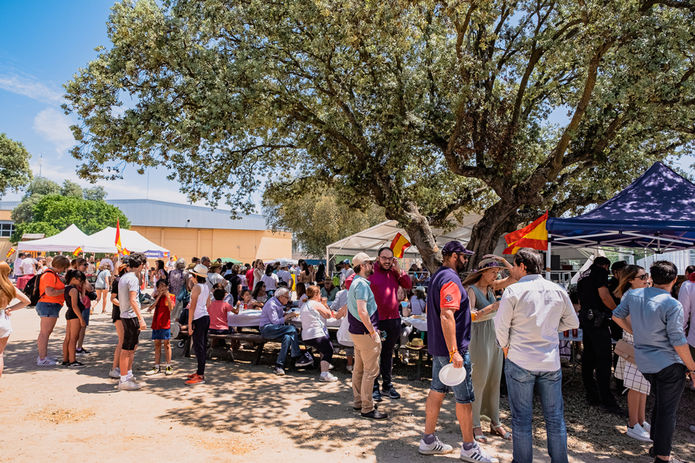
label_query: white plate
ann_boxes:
[438,362,467,386]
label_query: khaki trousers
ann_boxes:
[351,333,382,413]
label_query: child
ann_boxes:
[145,279,175,376]
[62,270,88,367]
[209,287,238,335]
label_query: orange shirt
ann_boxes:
[39,270,65,304]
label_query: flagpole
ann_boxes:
[545,235,552,280]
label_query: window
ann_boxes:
[0,222,14,238]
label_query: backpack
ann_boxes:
[23,269,56,306]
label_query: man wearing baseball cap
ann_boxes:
[347,252,387,420]
[419,241,498,463]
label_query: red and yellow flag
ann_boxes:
[390,232,411,258]
[6,247,15,258]
[115,218,122,252]
[503,211,548,255]
[121,248,131,256]
[72,247,83,257]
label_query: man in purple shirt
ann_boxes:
[419,241,497,463]
[259,287,314,375]
[369,246,413,401]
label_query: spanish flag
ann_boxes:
[503,211,548,255]
[6,247,15,258]
[121,248,131,256]
[73,247,83,257]
[390,232,411,258]
[115,218,122,252]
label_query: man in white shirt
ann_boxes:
[277,265,292,286]
[679,265,695,365]
[20,255,37,275]
[13,253,24,277]
[494,248,579,463]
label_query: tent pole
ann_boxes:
[546,237,552,280]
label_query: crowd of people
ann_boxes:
[1,245,695,463]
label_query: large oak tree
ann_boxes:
[65,0,695,270]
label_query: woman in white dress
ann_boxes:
[0,262,31,378]
[613,264,652,442]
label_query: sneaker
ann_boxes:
[185,374,205,384]
[164,366,174,376]
[346,365,353,372]
[419,436,454,455]
[145,366,161,376]
[61,360,69,366]
[295,353,314,368]
[76,348,90,355]
[626,423,652,442]
[36,356,57,366]
[689,424,695,433]
[108,368,121,379]
[274,366,286,376]
[118,379,141,391]
[460,442,498,463]
[361,409,388,420]
[373,388,383,402]
[186,373,197,379]
[383,385,401,399]
[641,421,651,433]
[319,372,338,382]
[68,361,85,368]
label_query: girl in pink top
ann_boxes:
[208,288,237,334]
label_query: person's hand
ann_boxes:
[80,318,87,328]
[392,258,401,273]
[188,323,193,335]
[451,351,463,369]
[503,347,509,358]
[138,318,147,331]
[370,330,381,343]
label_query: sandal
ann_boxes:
[490,424,512,440]
[473,427,488,443]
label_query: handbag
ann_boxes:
[614,339,635,364]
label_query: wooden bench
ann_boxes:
[206,332,267,365]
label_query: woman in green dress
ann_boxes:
[463,256,516,443]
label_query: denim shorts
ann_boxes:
[35,302,62,318]
[81,308,90,326]
[430,351,475,404]
[152,328,171,340]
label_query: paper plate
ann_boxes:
[438,363,467,386]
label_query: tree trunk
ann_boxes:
[389,201,442,274]
[465,201,519,269]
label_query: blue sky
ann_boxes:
[0,1,692,209]
[0,0,200,205]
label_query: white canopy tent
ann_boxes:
[326,215,483,265]
[16,224,89,252]
[82,227,170,257]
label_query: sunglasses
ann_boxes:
[636,274,649,281]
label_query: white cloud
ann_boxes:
[0,74,63,104]
[33,108,75,156]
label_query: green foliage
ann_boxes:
[263,184,386,257]
[10,195,130,242]
[23,177,60,198]
[0,133,32,197]
[83,186,107,201]
[60,180,83,198]
[63,0,695,267]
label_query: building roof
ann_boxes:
[106,199,269,230]
[0,199,270,231]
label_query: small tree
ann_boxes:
[0,133,32,197]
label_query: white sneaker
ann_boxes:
[346,364,353,372]
[145,366,161,376]
[319,372,338,382]
[641,421,651,433]
[108,368,121,379]
[418,436,453,455]
[626,423,652,442]
[274,366,285,376]
[460,442,498,463]
[36,356,57,366]
[118,380,141,391]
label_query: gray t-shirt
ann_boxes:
[118,272,140,319]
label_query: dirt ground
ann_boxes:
[1,303,694,463]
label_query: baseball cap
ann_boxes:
[352,252,374,266]
[441,241,474,256]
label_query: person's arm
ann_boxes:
[598,286,617,310]
[680,284,691,335]
[5,286,30,314]
[558,291,580,332]
[188,285,200,334]
[111,290,119,307]
[131,289,146,330]
[611,297,631,333]
[44,274,64,296]
[438,281,463,367]
[356,298,379,342]
[493,291,514,352]
[313,301,336,319]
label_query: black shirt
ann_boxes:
[577,266,610,313]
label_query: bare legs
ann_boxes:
[627,389,648,427]
[0,337,8,377]
[112,320,123,370]
[62,319,80,363]
[37,316,57,360]
[153,339,172,366]
[425,389,475,443]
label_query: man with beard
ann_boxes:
[419,241,497,463]
[347,252,386,420]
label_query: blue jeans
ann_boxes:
[505,360,568,463]
[260,324,301,367]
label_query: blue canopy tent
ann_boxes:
[547,162,695,254]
